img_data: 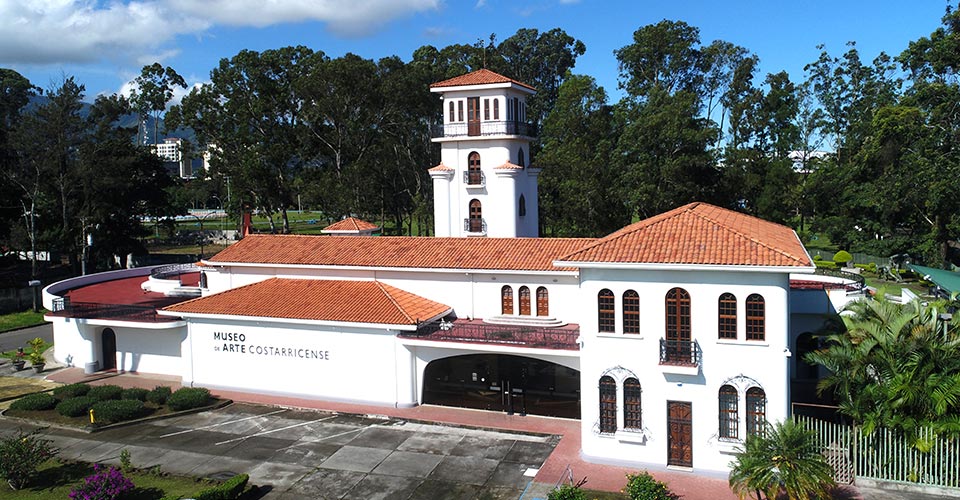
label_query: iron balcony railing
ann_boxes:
[464,218,487,234]
[431,121,535,139]
[813,267,866,292]
[659,338,702,366]
[463,170,486,186]
[401,321,579,350]
[150,263,200,280]
[50,297,176,323]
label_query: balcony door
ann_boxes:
[665,288,691,363]
[469,199,483,233]
[518,286,531,315]
[467,97,481,136]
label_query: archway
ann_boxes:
[422,354,580,419]
[101,328,117,371]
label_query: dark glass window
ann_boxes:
[623,378,642,429]
[457,100,463,122]
[484,98,490,120]
[623,290,640,334]
[719,385,739,439]
[746,387,766,435]
[519,195,526,217]
[598,289,615,333]
[746,294,765,341]
[599,376,617,434]
[493,99,499,119]
[718,293,737,339]
[448,101,455,122]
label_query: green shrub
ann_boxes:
[147,386,172,405]
[814,260,838,269]
[87,385,124,401]
[9,392,57,411]
[812,254,822,261]
[56,396,97,417]
[194,473,249,500]
[53,383,91,400]
[623,472,677,500]
[121,388,150,401]
[167,387,211,411]
[833,250,853,266]
[0,428,58,490]
[91,399,147,424]
[548,484,587,500]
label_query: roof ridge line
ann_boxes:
[376,281,415,324]
[690,210,806,264]
[560,206,690,260]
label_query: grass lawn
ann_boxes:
[0,309,48,333]
[4,459,217,500]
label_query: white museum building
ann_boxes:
[44,69,857,474]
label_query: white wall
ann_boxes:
[578,268,791,473]
[48,317,186,376]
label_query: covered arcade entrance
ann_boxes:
[422,354,580,419]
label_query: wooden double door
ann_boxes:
[667,401,693,467]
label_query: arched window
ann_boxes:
[623,290,640,334]
[467,152,482,185]
[493,98,500,120]
[623,378,642,429]
[519,286,531,315]
[598,289,615,333]
[746,294,765,341]
[718,293,737,340]
[457,100,464,122]
[518,148,525,167]
[468,199,482,233]
[665,288,691,363]
[536,287,549,316]
[448,101,455,122]
[599,376,617,434]
[746,387,766,435]
[719,385,739,439]
[519,195,526,217]
[501,286,513,315]
[199,271,208,289]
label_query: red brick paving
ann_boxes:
[46,368,743,498]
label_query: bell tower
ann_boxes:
[428,69,539,238]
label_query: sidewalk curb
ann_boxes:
[0,398,232,434]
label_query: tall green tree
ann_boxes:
[0,69,39,263]
[130,63,187,146]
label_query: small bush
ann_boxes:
[166,387,211,411]
[9,392,57,411]
[87,385,124,401]
[147,386,172,405]
[121,388,149,401]
[91,399,147,424]
[53,383,91,400]
[548,484,587,500]
[194,473,249,500]
[56,396,98,417]
[812,254,822,261]
[68,464,134,500]
[833,250,853,266]
[623,472,677,500]
[0,428,58,490]
[813,260,837,270]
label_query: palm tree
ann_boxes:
[728,419,836,500]
[805,295,960,446]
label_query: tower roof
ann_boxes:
[430,68,536,92]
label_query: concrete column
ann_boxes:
[430,170,454,236]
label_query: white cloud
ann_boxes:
[0,0,440,64]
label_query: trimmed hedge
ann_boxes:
[53,383,91,400]
[194,473,249,500]
[87,385,124,401]
[166,387,211,411]
[147,386,172,405]
[56,396,97,417]
[91,399,147,424]
[814,260,838,269]
[121,388,150,402]
[10,392,57,411]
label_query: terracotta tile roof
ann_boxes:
[208,235,593,272]
[494,161,523,170]
[322,217,379,232]
[558,202,813,268]
[430,68,536,91]
[163,278,451,325]
[427,163,453,172]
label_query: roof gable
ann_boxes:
[208,235,593,272]
[558,202,812,268]
[163,278,451,326]
[430,68,536,91]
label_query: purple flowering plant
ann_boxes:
[68,464,134,500]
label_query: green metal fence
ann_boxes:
[796,416,960,489]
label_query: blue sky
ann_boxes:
[1,0,952,103]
